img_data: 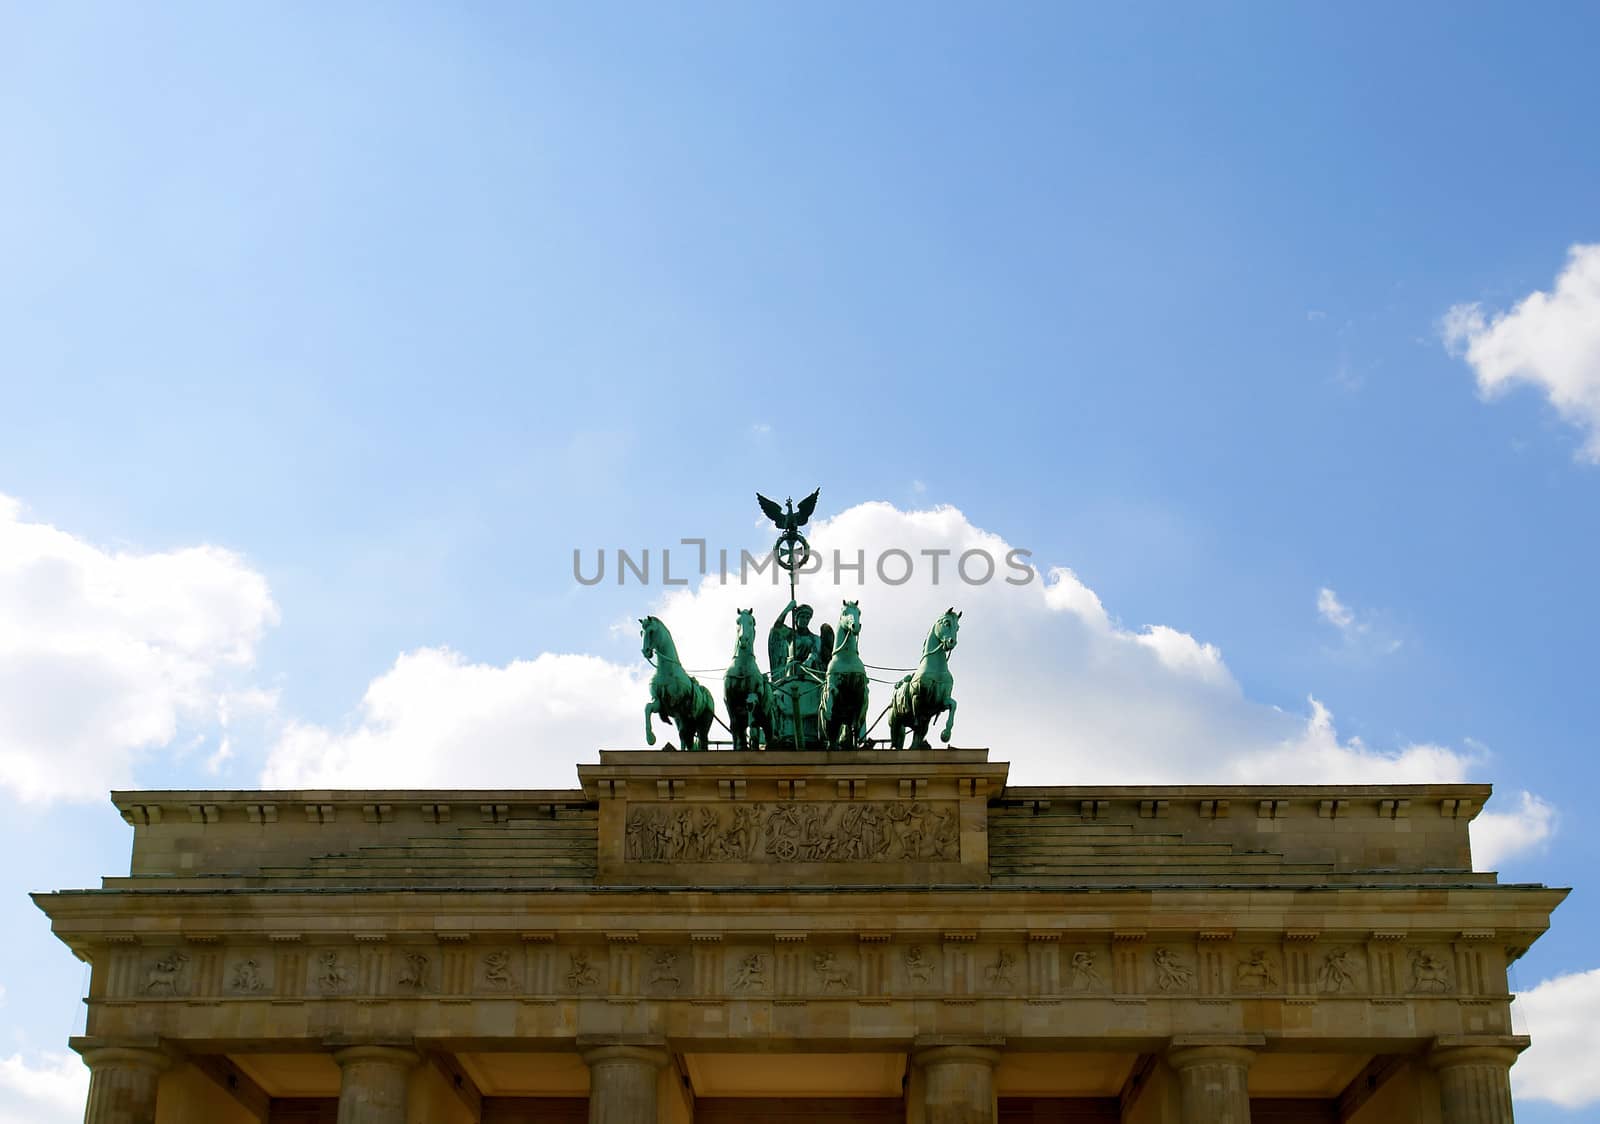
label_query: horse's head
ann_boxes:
[838,599,861,637]
[931,607,962,653]
[735,607,756,646]
[640,616,663,659]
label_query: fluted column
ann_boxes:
[76,1045,171,1124]
[580,1042,669,1124]
[332,1045,419,1124]
[1428,1037,1527,1124]
[1166,1041,1256,1124]
[912,1041,999,1124]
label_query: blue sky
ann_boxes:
[2,3,1598,1118]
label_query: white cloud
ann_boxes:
[1316,586,1400,655]
[1317,587,1355,631]
[0,1052,87,1124]
[1513,968,1600,1108]
[0,496,278,802]
[1444,243,1600,460]
[1471,791,1557,871]
[262,649,645,789]
[264,501,1489,789]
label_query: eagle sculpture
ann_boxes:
[757,488,821,536]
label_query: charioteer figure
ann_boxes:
[767,599,833,682]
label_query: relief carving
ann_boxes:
[904,946,934,985]
[986,949,1017,989]
[624,801,959,863]
[316,951,350,994]
[566,951,598,990]
[1070,950,1103,990]
[731,953,767,992]
[1409,948,1451,994]
[1153,947,1193,992]
[398,952,430,991]
[1318,947,1358,993]
[229,958,267,993]
[144,951,189,995]
[483,950,515,990]
[813,951,854,992]
[1234,948,1279,991]
[649,949,681,992]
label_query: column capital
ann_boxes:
[1166,1034,1264,1071]
[913,1035,1004,1068]
[70,1038,174,1074]
[577,1036,670,1069]
[1427,1035,1530,1070]
[330,1044,422,1070]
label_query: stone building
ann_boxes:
[35,748,1565,1123]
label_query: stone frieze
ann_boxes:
[622,800,960,863]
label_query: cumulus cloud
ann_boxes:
[262,649,645,789]
[264,501,1488,789]
[0,1052,87,1124]
[0,496,278,802]
[1471,791,1557,871]
[1444,243,1600,460]
[1513,968,1600,1108]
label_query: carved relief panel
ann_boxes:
[623,800,960,864]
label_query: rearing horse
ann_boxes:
[820,600,869,749]
[889,608,961,749]
[724,608,776,751]
[641,615,715,751]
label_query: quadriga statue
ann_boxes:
[889,608,960,749]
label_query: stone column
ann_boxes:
[332,1045,420,1124]
[76,1044,171,1124]
[1166,1039,1257,1124]
[581,1042,669,1124]
[912,1041,1000,1124]
[1428,1036,1527,1124]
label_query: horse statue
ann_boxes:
[889,608,961,749]
[820,599,870,748]
[640,615,715,751]
[724,607,776,750]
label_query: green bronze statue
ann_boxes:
[767,599,833,680]
[724,607,777,751]
[820,599,870,749]
[640,615,715,751]
[889,608,961,749]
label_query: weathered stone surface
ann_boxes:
[33,750,1567,1121]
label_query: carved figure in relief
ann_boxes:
[398,952,430,991]
[715,804,763,861]
[1318,948,1358,993]
[649,950,681,991]
[623,801,959,864]
[1153,947,1192,992]
[317,951,350,993]
[813,951,853,992]
[230,958,267,993]
[483,950,514,989]
[1071,951,1102,990]
[732,953,767,992]
[144,951,189,995]
[904,946,934,984]
[986,949,1017,988]
[567,951,598,989]
[1234,949,1279,991]
[1409,949,1451,994]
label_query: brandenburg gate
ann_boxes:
[35,748,1564,1123]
